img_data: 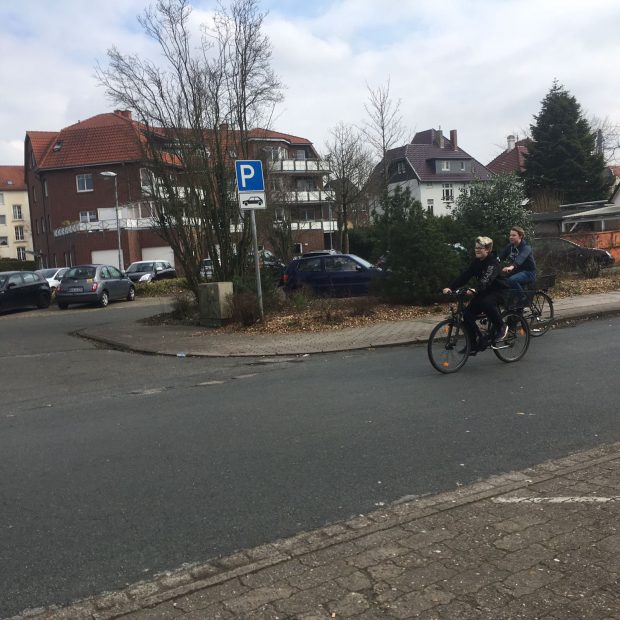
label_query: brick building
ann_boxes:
[25,111,334,269]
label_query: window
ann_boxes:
[426,199,434,215]
[441,160,450,171]
[442,183,454,202]
[17,247,26,261]
[33,187,37,203]
[296,149,306,160]
[13,205,22,220]
[0,236,7,246]
[297,257,322,272]
[22,272,37,282]
[396,161,406,175]
[79,211,98,223]
[15,225,24,241]
[108,266,122,278]
[460,161,466,171]
[0,215,5,225]
[44,180,48,197]
[0,192,4,205]
[35,219,39,234]
[48,214,51,230]
[325,256,358,272]
[41,217,46,233]
[76,173,94,192]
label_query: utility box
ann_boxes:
[199,282,233,327]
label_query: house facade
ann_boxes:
[374,128,494,216]
[25,112,334,269]
[0,165,34,262]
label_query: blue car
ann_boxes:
[280,253,384,296]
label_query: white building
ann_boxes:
[0,165,34,262]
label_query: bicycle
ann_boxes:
[428,289,531,374]
[520,274,555,337]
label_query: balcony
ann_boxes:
[267,159,331,174]
[272,189,335,204]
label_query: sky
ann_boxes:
[2,0,620,168]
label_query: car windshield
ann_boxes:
[37,268,59,278]
[65,266,97,280]
[0,274,7,287]
[348,254,374,269]
[127,262,154,272]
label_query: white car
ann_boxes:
[36,268,69,295]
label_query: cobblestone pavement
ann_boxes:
[11,442,620,620]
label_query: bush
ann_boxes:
[136,278,189,298]
[0,259,36,271]
[170,290,197,321]
[229,291,261,326]
[579,257,601,279]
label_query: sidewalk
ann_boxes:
[79,291,620,357]
[13,442,620,619]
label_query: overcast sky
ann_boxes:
[2,0,619,167]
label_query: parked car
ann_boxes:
[534,237,614,272]
[35,267,69,295]
[56,264,135,309]
[0,271,51,313]
[280,253,385,296]
[201,258,214,279]
[301,249,338,258]
[126,260,176,283]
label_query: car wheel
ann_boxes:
[58,302,68,310]
[127,286,136,301]
[36,292,51,309]
[99,291,110,307]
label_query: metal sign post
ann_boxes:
[235,160,267,322]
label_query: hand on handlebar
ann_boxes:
[442,288,452,295]
[466,288,475,296]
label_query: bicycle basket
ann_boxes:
[535,274,556,290]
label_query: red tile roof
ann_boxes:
[486,139,531,175]
[27,112,145,171]
[0,165,26,191]
[26,112,316,172]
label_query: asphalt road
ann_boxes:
[1,302,619,617]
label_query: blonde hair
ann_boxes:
[475,236,493,251]
[510,226,525,239]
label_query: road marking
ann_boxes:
[493,496,620,504]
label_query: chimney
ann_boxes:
[450,129,458,151]
[437,127,444,148]
[115,110,132,120]
[507,135,516,151]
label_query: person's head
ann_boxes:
[509,226,525,246]
[474,236,493,259]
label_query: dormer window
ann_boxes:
[53,140,63,152]
[441,160,450,171]
[460,161,465,171]
[396,161,406,175]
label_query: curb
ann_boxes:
[76,305,620,358]
[11,441,620,620]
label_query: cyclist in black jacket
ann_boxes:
[443,236,510,351]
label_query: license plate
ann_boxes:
[69,287,82,292]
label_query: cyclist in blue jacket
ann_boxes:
[499,226,536,308]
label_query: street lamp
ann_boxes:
[99,171,122,270]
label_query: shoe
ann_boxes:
[458,343,479,355]
[494,324,509,342]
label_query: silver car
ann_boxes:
[56,264,135,309]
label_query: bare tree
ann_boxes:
[362,78,406,190]
[325,123,374,253]
[96,0,282,298]
[589,115,620,164]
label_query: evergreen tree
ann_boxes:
[523,81,613,204]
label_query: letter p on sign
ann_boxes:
[235,160,265,193]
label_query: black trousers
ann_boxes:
[463,291,504,343]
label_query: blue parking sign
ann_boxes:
[235,160,265,193]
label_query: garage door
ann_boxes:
[91,249,124,268]
[141,246,175,267]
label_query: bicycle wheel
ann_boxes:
[528,291,554,337]
[428,319,471,374]
[493,313,530,363]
